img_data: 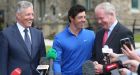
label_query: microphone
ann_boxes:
[82,60,95,75]
[102,45,113,64]
[47,48,57,60]
[10,68,22,75]
[37,57,49,75]
[40,57,47,65]
[103,61,129,75]
[47,48,57,75]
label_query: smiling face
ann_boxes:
[16,7,34,28]
[70,11,86,30]
[95,9,113,30]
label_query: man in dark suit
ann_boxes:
[91,2,135,74]
[0,1,46,75]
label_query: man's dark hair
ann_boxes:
[68,4,86,22]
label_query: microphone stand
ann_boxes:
[40,71,44,75]
[104,54,120,75]
[103,53,110,65]
[48,59,54,75]
[38,68,47,75]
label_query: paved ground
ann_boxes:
[45,39,140,48]
[135,42,140,48]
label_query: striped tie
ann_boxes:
[24,29,31,55]
[102,30,109,46]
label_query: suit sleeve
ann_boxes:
[39,32,46,57]
[91,36,97,61]
[0,32,8,75]
[121,30,135,48]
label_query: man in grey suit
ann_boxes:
[91,2,135,75]
[0,1,46,75]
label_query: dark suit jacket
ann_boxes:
[0,24,46,75]
[92,22,135,64]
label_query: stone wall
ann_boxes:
[111,0,140,31]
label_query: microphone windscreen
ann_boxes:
[10,68,22,75]
[40,57,47,65]
[82,60,95,75]
[47,48,57,60]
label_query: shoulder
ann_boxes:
[82,29,95,41]
[30,27,43,34]
[117,23,131,32]
[30,27,41,31]
[54,30,66,40]
[95,28,103,34]
[117,24,133,37]
[54,26,69,38]
[82,29,95,37]
[2,24,16,34]
[83,29,95,34]
[115,23,133,40]
[53,30,67,47]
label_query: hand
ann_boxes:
[122,44,140,62]
[108,53,119,63]
[119,68,131,75]
[93,61,103,74]
[123,60,140,72]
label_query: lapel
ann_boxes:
[30,28,38,59]
[97,29,104,48]
[106,23,120,45]
[100,29,105,44]
[12,24,32,59]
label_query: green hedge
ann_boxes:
[134,33,140,42]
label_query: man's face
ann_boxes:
[71,11,86,29]
[16,7,34,28]
[95,9,112,30]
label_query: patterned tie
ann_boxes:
[102,30,108,46]
[24,29,31,55]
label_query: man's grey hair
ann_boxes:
[95,2,116,14]
[16,1,33,13]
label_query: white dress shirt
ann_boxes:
[16,22,32,43]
